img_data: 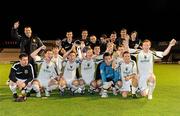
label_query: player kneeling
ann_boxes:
[120,51,138,98]
[100,52,122,98]
[101,80,122,98]
[30,46,59,97]
[121,74,138,98]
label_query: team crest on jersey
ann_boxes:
[24,70,28,74]
[144,55,147,59]
[87,63,90,67]
[125,67,128,71]
[46,66,49,69]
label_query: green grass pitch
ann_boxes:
[0,64,180,116]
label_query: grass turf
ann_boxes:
[0,64,180,116]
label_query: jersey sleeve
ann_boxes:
[9,66,17,83]
[153,51,164,59]
[100,63,106,82]
[51,63,58,79]
[113,69,120,82]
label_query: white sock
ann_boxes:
[71,85,78,92]
[79,85,85,91]
[90,86,96,91]
[148,82,155,96]
[115,84,121,91]
[132,86,137,94]
[9,85,17,94]
[26,86,32,93]
[59,85,66,92]
[45,86,50,92]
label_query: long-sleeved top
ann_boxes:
[9,62,34,85]
[100,62,120,83]
[11,28,43,55]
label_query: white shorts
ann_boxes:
[12,78,32,85]
[17,78,27,82]
[82,75,94,85]
[38,78,50,87]
[65,79,74,88]
[10,78,32,89]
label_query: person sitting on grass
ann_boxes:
[100,52,122,98]
[9,53,34,98]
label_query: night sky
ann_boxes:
[1,0,180,41]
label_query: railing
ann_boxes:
[0,40,18,48]
[0,40,56,48]
[0,40,179,62]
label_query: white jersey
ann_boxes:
[120,60,137,78]
[114,57,123,70]
[63,60,79,85]
[131,49,163,60]
[137,50,163,90]
[120,60,137,91]
[137,50,155,76]
[34,56,57,87]
[37,60,57,87]
[81,59,95,85]
[51,55,63,75]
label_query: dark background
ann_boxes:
[1,0,180,41]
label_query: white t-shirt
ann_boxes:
[63,60,79,84]
[34,56,57,86]
[120,60,137,80]
[81,59,95,85]
[120,60,137,91]
[51,55,63,75]
[137,50,163,76]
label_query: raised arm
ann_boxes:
[162,39,176,56]
[63,43,76,59]
[30,45,46,59]
[11,21,22,40]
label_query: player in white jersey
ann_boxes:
[113,45,125,68]
[82,45,103,94]
[49,45,65,95]
[111,45,125,93]
[120,51,138,98]
[60,43,85,95]
[62,51,80,87]
[81,48,95,85]
[51,45,63,76]
[81,47,103,94]
[30,45,58,97]
[137,39,176,100]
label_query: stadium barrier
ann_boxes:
[0,40,56,48]
[0,40,179,63]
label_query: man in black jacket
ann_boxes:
[11,21,43,55]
